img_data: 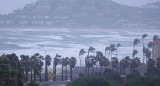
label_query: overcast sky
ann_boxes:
[0,0,159,14]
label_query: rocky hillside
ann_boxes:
[0,0,160,28]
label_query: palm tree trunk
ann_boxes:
[105,51,106,58]
[88,67,89,76]
[142,38,145,63]
[85,66,87,76]
[92,67,94,76]
[66,66,67,81]
[34,71,36,81]
[54,65,56,81]
[70,67,72,81]
[31,69,33,81]
[61,65,63,81]
[46,66,48,81]
[45,61,47,81]
[40,71,42,82]
[100,66,102,76]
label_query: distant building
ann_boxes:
[152,39,160,61]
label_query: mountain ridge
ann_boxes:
[0,0,159,28]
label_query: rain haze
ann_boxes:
[0,0,160,86]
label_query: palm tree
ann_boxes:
[85,55,93,76]
[88,46,95,56]
[20,55,30,81]
[69,57,77,81]
[111,57,119,71]
[110,44,116,61]
[45,55,51,81]
[61,58,65,81]
[105,46,110,58]
[153,35,159,41]
[144,48,151,62]
[116,43,121,59]
[53,54,61,81]
[142,34,148,63]
[130,57,141,73]
[121,56,131,75]
[65,57,70,81]
[99,56,109,76]
[132,50,138,58]
[133,38,140,50]
[90,55,97,75]
[31,53,40,81]
[79,49,86,66]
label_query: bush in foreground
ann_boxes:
[27,81,39,86]
[67,76,119,86]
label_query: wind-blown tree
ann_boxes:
[132,50,138,58]
[88,46,95,56]
[61,58,65,81]
[111,57,119,71]
[105,46,110,58]
[69,57,77,81]
[90,55,97,75]
[121,56,131,75]
[79,49,86,66]
[130,57,141,73]
[0,54,23,86]
[53,54,61,81]
[144,48,151,63]
[142,34,148,63]
[116,43,121,59]
[36,53,44,82]
[44,55,51,81]
[99,56,110,76]
[153,35,159,41]
[146,58,157,76]
[31,53,41,81]
[85,55,93,76]
[65,57,70,81]
[133,38,140,50]
[110,44,116,61]
[20,55,30,81]
[96,51,103,74]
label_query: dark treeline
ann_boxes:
[0,34,160,86]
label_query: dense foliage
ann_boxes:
[67,76,119,86]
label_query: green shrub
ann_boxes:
[124,76,160,86]
[67,76,119,86]
[27,81,39,86]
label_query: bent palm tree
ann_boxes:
[88,46,95,56]
[53,54,61,81]
[133,38,140,50]
[105,47,110,58]
[45,55,51,81]
[79,49,86,66]
[116,43,121,59]
[142,34,148,63]
[69,57,77,81]
[132,49,138,58]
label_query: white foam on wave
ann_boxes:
[39,35,63,40]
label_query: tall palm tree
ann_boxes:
[105,46,110,58]
[65,57,70,81]
[153,35,159,41]
[144,48,151,62]
[53,54,61,81]
[110,44,116,61]
[116,43,121,59]
[142,34,148,63]
[61,58,65,81]
[79,49,86,66]
[45,55,51,81]
[121,56,131,75]
[88,46,95,56]
[20,55,30,81]
[99,56,109,76]
[31,53,40,81]
[69,57,77,81]
[85,55,93,76]
[133,38,140,50]
[111,57,119,71]
[130,57,141,73]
